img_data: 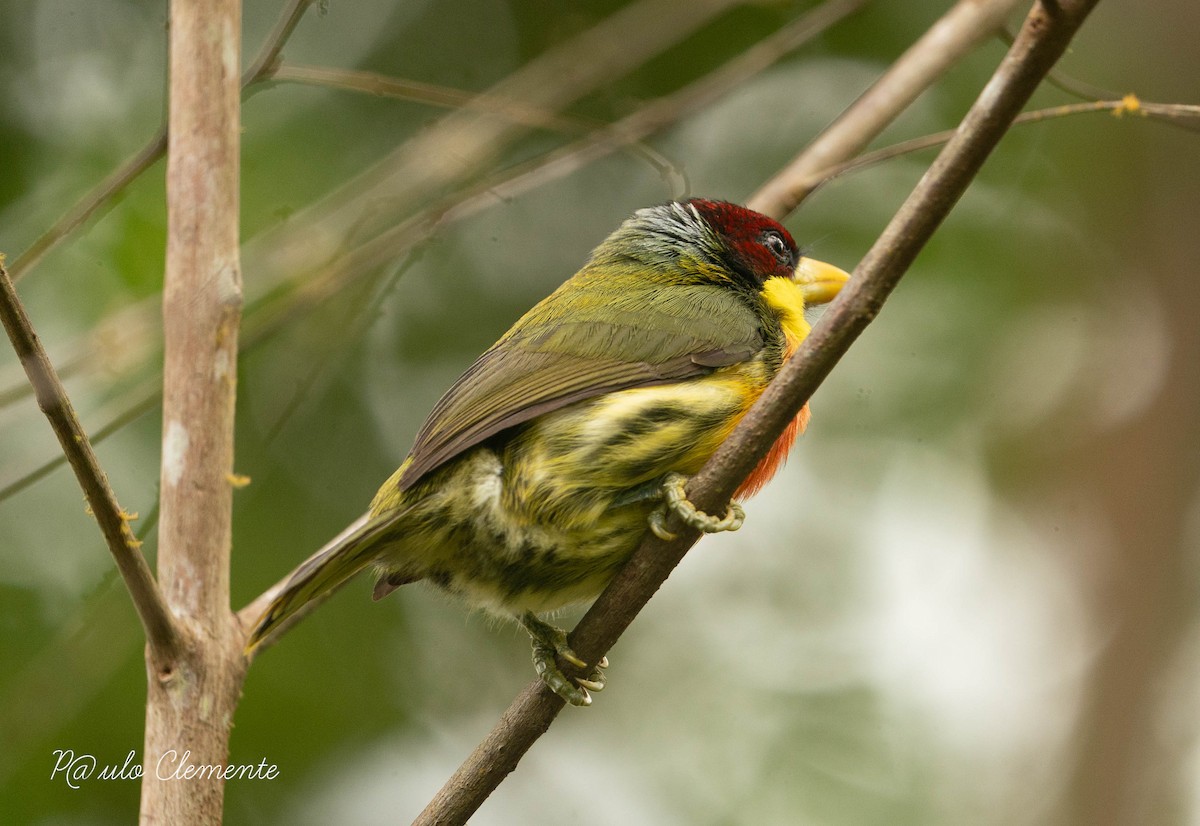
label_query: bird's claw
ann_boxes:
[649,472,746,541]
[521,613,606,707]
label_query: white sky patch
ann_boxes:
[986,289,1170,437]
[863,444,1090,788]
[288,717,685,826]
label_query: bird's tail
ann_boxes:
[244,513,399,655]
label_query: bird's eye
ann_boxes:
[762,231,790,263]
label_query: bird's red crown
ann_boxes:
[687,198,800,282]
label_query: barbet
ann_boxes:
[247,199,849,705]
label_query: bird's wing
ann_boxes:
[397,281,763,489]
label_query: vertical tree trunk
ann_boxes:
[141,0,245,822]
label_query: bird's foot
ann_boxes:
[520,612,607,707]
[648,472,745,541]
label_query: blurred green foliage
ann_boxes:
[1,1,1198,824]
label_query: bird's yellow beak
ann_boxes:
[793,257,851,306]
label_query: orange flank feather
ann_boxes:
[732,331,810,499]
[735,403,809,498]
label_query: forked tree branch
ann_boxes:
[414,1,1101,823]
[139,0,246,822]
[241,0,314,88]
[0,259,183,662]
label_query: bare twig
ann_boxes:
[7,0,315,283]
[0,384,159,502]
[789,96,1197,195]
[7,131,168,283]
[432,0,868,209]
[241,0,314,87]
[0,259,181,659]
[250,0,746,287]
[270,64,598,134]
[750,0,1028,218]
[413,1,1101,822]
[266,63,686,189]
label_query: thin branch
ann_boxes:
[7,0,315,284]
[266,63,687,191]
[784,96,1198,197]
[0,384,159,502]
[250,0,747,287]
[0,258,182,660]
[749,0,1028,218]
[1005,21,1200,140]
[270,64,599,134]
[431,0,868,208]
[241,0,314,87]
[7,130,168,283]
[413,1,1102,822]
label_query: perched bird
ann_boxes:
[246,199,849,705]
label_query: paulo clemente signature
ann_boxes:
[51,749,279,789]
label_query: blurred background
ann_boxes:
[1,0,1198,823]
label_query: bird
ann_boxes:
[246,199,849,705]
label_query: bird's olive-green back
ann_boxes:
[397,262,769,489]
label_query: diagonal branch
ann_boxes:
[800,97,1200,194]
[241,0,315,88]
[750,0,1028,218]
[413,1,1102,823]
[0,258,182,661]
[250,0,748,287]
[677,0,1105,536]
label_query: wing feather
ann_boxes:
[398,279,764,489]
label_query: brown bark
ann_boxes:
[139,0,246,822]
